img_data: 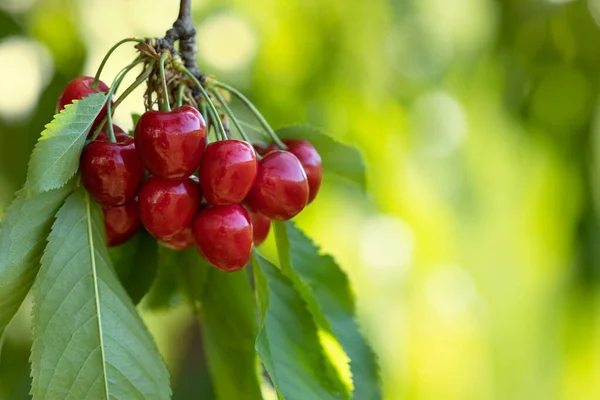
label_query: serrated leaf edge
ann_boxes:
[24,93,107,196]
[254,253,345,399]
[274,221,382,399]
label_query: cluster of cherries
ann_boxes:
[57,76,322,272]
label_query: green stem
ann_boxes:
[159,51,171,112]
[92,37,144,89]
[200,101,210,136]
[112,60,155,114]
[91,58,145,141]
[177,84,185,108]
[237,119,263,133]
[178,66,228,141]
[212,88,251,143]
[213,81,286,149]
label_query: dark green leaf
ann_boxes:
[273,221,381,400]
[0,185,72,339]
[276,125,366,190]
[24,93,107,195]
[144,246,190,310]
[109,230,159,304]
[191,259,262,400]
[253,253,347,400]
[30,189,171,399]
[131,113,142,127]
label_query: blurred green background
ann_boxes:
[1,0,600,399]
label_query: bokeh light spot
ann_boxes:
[197,13,258,72]
[359,215,414,281]
[425,264,479,321]
[411,90,467,156]
[0,36,52,121]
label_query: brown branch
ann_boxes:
[160,0,204,83]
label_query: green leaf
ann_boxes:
[276,125,366,190]
[0,185,72,339]
[131,112,142,127]
[273,221,381,400]
[24,93,107,195]
[109,230,159,304]
[143,246,188,310]
[189,260,262,400]
[30,189,171,399]
[253,253,347,400]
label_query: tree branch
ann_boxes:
[161,0,203,82]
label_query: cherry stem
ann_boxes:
[179,66,228,141]
[213,81,286,149]
[177,84,185,108]
[211,88,251,143]
[112,60,155,114]
[91,57,145,141]
[237,119,262,133]
[92,37,144,89]
[159,51,171,112]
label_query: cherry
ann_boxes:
[160,227,194,250]
[103,200,141,247]
[253,142,272,156]
[199,140,258,206]
[281,140,322,203]
[135,105,207,179]
[57,76,112,130]
[192,205,252,272]
[80,135,145,206]
[138,176,201,239]
[244,204,270,246]
[95,125,129,141]
[245,151,309,220]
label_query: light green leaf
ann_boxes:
[253,253,347,400]
[189,259,262,400]
[109,230,159,304]
[30,189,171,400]
[0,185,72,339]
[24,93,107,195]
[273,221,381,400]
[276,125,366,190]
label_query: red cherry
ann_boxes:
[282,140,322,203]
[192,205,252,272]
[245,151,309,220]
[135,105,207,179]
[57,76,112,131]
[160,226,194,250]
[103,200,141,247]
[199,140,258,206]
[244,204,270,246]
[95,125,129,141]
[253,142,273,156]
[138,176,202,239]
[80,135,145,206]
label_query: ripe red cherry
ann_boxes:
[245,151,309,220]
[103,200,141,247]
[253,142,272,156]
[135,105,207,179]
[282,140,322,203]
[138,176,202,239]
[199,140,258,205]
[244,205,270,246]
[192,205,252,272]
[160,227,194,250]
[57,76,112,130]
[95,125,129,141]
[80,135,145,206]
